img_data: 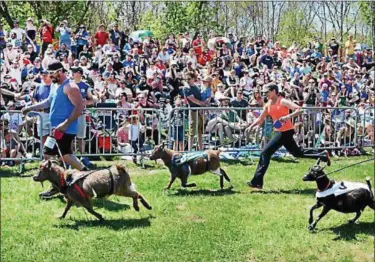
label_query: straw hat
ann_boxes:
[346,118,356,128]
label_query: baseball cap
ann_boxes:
[40,69,49,75]
[47,61,64,74]
[261,84,279,93]
[71,66,83,74]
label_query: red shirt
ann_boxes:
[198,52,212,66]
[94,31,109,46]
[192,39,203,56]
[40,25,53,43]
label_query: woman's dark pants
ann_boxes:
[250,129,328,187]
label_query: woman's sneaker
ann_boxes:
[246,181,263,191]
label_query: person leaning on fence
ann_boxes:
[128,114,145,164]
[246,84,331,190]
[22,61,88,198]
[171,96,185,151]
[184,73,207,150]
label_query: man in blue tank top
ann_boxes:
[22,61,88,198]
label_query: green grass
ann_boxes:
[1,156,375,262]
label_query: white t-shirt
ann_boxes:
[129,123,141,141]
[1,112,23,131]
[10,28,25,40]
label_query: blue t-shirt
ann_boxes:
[59,28,71,42]
[33,83,51,102]
[122,60,134,68]
[77,31,88,46]
[49,79,77,135]
[320,90,329,102]
[201,87,211,101]
[76,81,89,100]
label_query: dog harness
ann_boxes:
[171,152,209,166]
[67,169,115,196]
[316,181,370,198]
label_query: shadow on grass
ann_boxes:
[249,188,316,195]
[55,216,153,231]
[272,158,299,163]
[169,186,238,197]
[0,168,35,178]
[329,221,375,241]
[93,199,131,212]
[222,159,255,166]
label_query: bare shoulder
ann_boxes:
[63,81,80,93]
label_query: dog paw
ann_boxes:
[58,216,65,220]
[308,225,315,231]
[191,183,197,187]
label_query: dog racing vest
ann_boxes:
[316,181,370,198]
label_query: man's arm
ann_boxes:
[187,95,206,106]
[21,98,50,114]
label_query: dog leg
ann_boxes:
[220,168,231,182]
[348,211,362,224]
[308,202,323,224]
[368,199,375,210]
[82,202,104,221]
[165,173,177,190]
[180,170,196,188]
[138,194,152,210]
[133,196,140,212]
[59,199,73,219]
[219,175,224,189]
[308,206,330,231]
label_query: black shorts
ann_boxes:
[43,133,75,156]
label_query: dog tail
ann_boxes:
[366,177,374,200]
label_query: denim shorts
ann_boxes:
[172,126,184,142]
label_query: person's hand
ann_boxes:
[14,93,21,100]
[55,121,69,132]
[21,107,31,115]
[279,116,289,122]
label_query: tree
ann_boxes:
[276,3,316,47]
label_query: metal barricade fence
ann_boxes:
[291,106,358,151]
[359,106,374,148]
[167,106,359,153]
[73,107,163,162]
[0,110,44,172]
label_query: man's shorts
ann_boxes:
[37,112,51,137]
[76,115,87,139]
[43,133,75,156]
[189,111,203,136]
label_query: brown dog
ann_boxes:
[33,160,152,221]
[149,143,231,189]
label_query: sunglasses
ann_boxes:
[48,69,62,75]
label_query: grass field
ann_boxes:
[1,156,375,262]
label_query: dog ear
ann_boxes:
[47,160,52,169]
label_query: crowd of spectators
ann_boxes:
[0,18,374,166]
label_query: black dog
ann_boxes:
[303,159,374,231]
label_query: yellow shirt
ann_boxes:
[345,40,355,55]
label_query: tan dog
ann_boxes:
[33,160,152,221]
[149,143,231,189]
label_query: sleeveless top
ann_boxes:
[49,79,77,135]
[266,97,294,132]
